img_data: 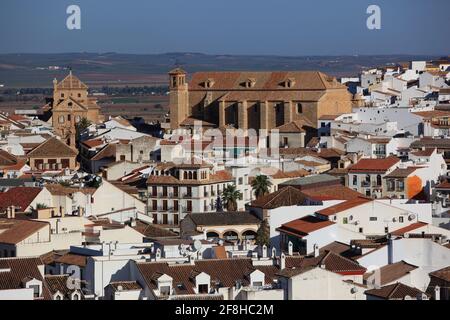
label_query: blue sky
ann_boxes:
[0,0,448,55]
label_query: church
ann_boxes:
[169,68,354,132]
[49,72,102,147]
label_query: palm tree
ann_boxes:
[221,184,242,212]
[251,175,272,199]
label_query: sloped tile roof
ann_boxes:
[365,282,426,300]
[349,156,400,172]
[136,258,279,296]
[429,266,450,282]
[391,222,428,236]
[0,257,51,299]
[281,250,366,276]
[0,187,43,212]
[363,261,418,285]
[316,197,372,216]
[0,218,48,244]
[276,215,335,237]
[55,72,88,90]
[250,186,308,209]
[27,137,78,158]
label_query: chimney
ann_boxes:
[313,243,319,258]
[387,235,394,264]
[10,206,15,219]
[288,241,293,256]
[271,247,277,259]
[6,206,11,219]
[434,285,440,301]
[155,248,162,261]
[261,244,267,258]
[280,253,286,270]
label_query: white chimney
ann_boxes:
[155,248,162,261]
[271,247,276,259]
[10,206,15,219]
[434,286,440,300]
[280,253,286,270]
[313,243,319,258]
[288,241,293,256]
[261,244,267,258]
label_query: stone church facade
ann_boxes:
[51,72,102,147]
[169,68,353,131]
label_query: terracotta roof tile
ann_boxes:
[250,186,308,209]
[316,197,372,216]
[365,282,426,300]
[276,215,335,237]
[363,261,418,285]
[0,187,43,212]
[282,250,366,275]
[0,219,48,244]
[391,222,428,236]
[0,257,51,299]
[349,156,400,172]
[136,258,279,296]
[27,137,78,158]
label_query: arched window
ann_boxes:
[193,171,197,180]
[58,115,65,123]
[242,230,257,240]
[223,231,238,241]
[183,171,188,179]
[206,231,219,239]
[188,172,193,179]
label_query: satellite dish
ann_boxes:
[193,240,202,251]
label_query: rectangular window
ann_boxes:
[160,285,170,296]
[173,214,179,225]
[152,186,157,196]
[186,187,192,197]
[152,200,157,211]
[152,214,158,223]
[399,216,404,223]
[198,284,209,294]
[369,217,377,221]
[343,217,348,224]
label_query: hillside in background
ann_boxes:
[0,52,441,88]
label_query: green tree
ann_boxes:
[221,184,242,212]
[251,175,272,199]
[75,117,92,141]
[36,203,49,209]
[255,219,270,247]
